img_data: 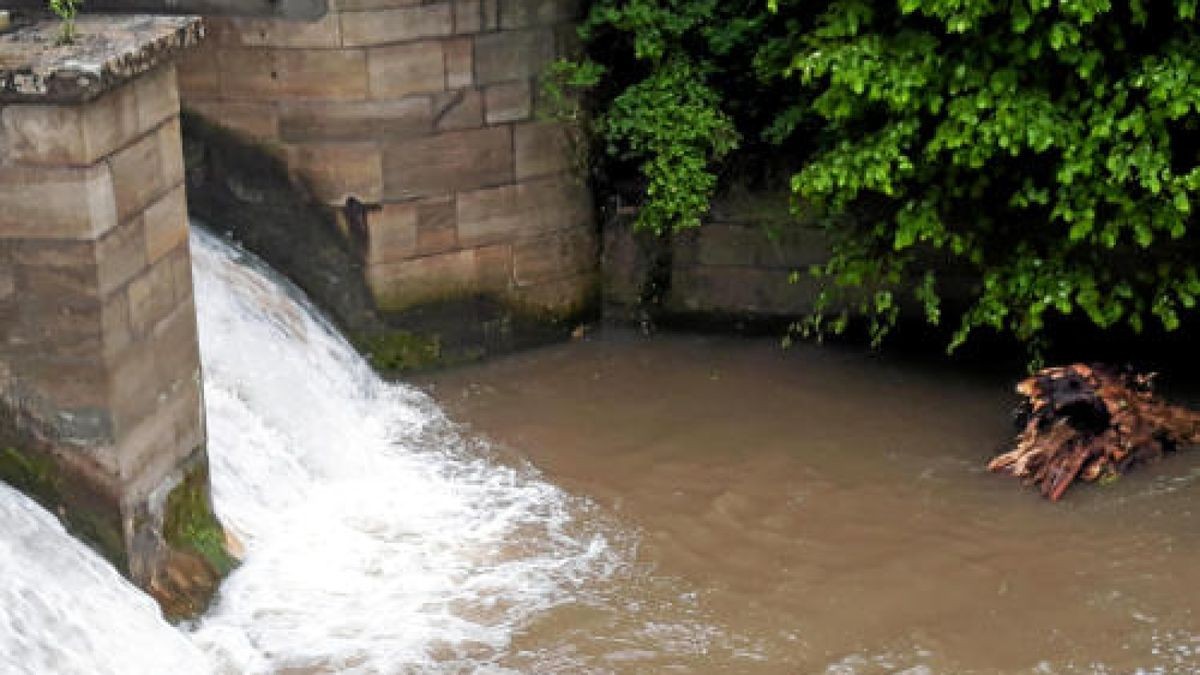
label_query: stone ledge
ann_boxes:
[0,15,202,104]
[2,0,327,20]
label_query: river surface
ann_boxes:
[417,332,1200,673]
[3,227,1200,673]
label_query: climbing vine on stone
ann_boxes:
[571,0,1200,352]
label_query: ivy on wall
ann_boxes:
[559,0,1200,353]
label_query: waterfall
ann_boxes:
[0,226,625,674]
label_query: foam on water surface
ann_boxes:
[188,228,625,673]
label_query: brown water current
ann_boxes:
[416,330,1200,674]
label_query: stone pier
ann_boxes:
[0,15,230,618]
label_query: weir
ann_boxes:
[0,0,597,617]
[0,226,624,673]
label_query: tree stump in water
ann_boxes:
[989,364,1200,501]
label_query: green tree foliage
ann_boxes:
[569,0,1200,351]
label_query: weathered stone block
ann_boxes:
[14,356,111,421]
[1,103,116,166]
[134,65,181,134]
[364,202,418,264]
[368,42,447,99]
[108,335,163,437]
[159,118,187,191]
[206,14,342,49]
[0,164,118,240]
[367,244,513,308]
[7,296,106,365]
[667,265,822,315]
[676,221,831,270]
[95,216,147,296]
[484,80,531,124]
[14,263,101,306]
[341,4,454,47]
[176,47,220,98]
[482,0,501,30]
[117,377,203,498]
[513,226,595,286]
[0,262,13,302]
[475,243,513,289]
[433,89,483,130]
[514,121,572,180]
[417,196,458,254]
[454,0,483,33]
[474,28,556,85]
[688,223,761,268]
[1,66,176,167]
[183,100,280,141]
[279,97,432,141]
[367,248,473,306]
[107,118,183,224]
[149,297,202,388]
[275,49,371,100]
[499,0,581,28]
[100,291,134,363]
[4,238,92,269]
[510,271,592,312]
[215,48,278,99]
[456,175,589,245]
[338,0,424,10]
[216,48,370,101]
[144,184,189,265]
[444,37,474,89]
[166,245,195,305]
[126,256,177,338]
[383,125,512,199]
[285,141,384,204]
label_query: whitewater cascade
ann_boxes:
[0,227,624,674]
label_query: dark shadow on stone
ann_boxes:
[181,111,598,376]
[181,111,382,335]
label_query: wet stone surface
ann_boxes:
[0,14,202,104]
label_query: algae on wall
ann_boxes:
[182,112,600,376]
[0,405,128,571]
[162,461,237,578]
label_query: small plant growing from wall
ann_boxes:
[48,0,81,44]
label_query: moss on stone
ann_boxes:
[0,444,128,568]
[163,463,236,577]
[0,445,60,504]
[354,330,444,373]
[70,508,128,571]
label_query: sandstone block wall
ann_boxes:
[177,0,596,317]
[603,193,833,323]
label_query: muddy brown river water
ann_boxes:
[418,330,1200,674]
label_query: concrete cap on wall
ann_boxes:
[0,14,203,104]
[1,0,327,20]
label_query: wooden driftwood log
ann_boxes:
[989,364,1200,501]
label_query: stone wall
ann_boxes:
[603,192,834,327]
[0,16,228,618]
[175,0,596,333]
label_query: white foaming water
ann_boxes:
[189,227,623,673]
[0,228,624,674]
[0,483,213,674]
